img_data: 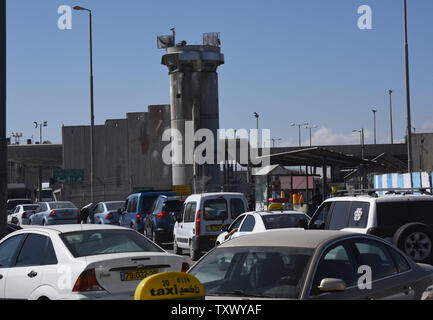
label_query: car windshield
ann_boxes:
[105,202,124,211]
[262,214,307,230]
[49,202,77,209]
[60,230,164,258]
[189,246,313,299]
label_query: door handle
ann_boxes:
[27,271,38,278]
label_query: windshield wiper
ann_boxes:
[209,290,273,298]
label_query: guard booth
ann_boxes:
[253,165,317,213]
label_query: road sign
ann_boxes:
[53,169,84,184]
[172,185,192,196]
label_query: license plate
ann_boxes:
[208,225,223,231]
[62,212,73,216]
[120,269,158,282]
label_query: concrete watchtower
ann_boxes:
[160,32,225,192]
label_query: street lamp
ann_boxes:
[353,128,365,159]
[34,121,47,144]
[74,5,95,203]
[372,109,377,144]
[269,138,282,148]
[388,90,394,144]
[403,0,414,190]
[305,125,317,147]
[291,122,308,147]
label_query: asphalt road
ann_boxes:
[161,242,195,267]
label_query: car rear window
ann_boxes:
[141,196,159,213]
[7,200,32,210]
[49,202,77,209]
[262,214,306,229]
[203,199,228,221]
[60,230,164,258]
[162,200,183,213]
[106,202,124,211]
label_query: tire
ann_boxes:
[189,243,201,261]
[173,237,182,255]
[393,223,433,264]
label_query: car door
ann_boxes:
[222,214,246,242]
[232,214,256,240]
[4,233,52,299]
[0,234,26,299]
[308,241,370,300]
[348,238,416,300]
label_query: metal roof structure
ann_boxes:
[255,147,384,169]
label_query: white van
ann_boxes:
[173,193,248,260]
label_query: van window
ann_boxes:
[127,197,138,213]
[230,198,246,219]
[327,202,351,230]
[203,199,228,221]
[347,202,370,229]
[184,202,197,223]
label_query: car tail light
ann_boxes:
[106,212,113,220]
[72,269,105,292]
[195,210,201,236]
[136,214,141,224]
[181,262,190,272]
[157,211,170,218]
[22,212,27,219]
[49,210,56,217]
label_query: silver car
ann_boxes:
[29,201,79,226]
[188,229,433,300]
[90,201,124,225]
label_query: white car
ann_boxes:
[215,211,311,246]
[0,225,189,300]
[7,204,39,226]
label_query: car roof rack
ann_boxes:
[333,187,433,197]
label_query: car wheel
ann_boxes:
[393,223,433,264]
[189,243,201,261]
[173,237,182,255]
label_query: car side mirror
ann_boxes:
[318,278,347,293]
[298,218,308,229]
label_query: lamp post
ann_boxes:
[34,121,47,144]
[74,5,95,202]
[403,0,414,190]
[0,0,7,238]
[305,125,317,147]
[388,90,394,144]
[372,109,377,144]
[291,122,308,147]
[269,138,282,148]
[353,128,365,160]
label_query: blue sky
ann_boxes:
[5,0,433,146]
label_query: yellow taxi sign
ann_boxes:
[134,272,205,300]
[268,202,285,211]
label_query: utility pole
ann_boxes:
[389,90,394,144]
[403,0,414,191]
[291,122,309,147]
[372,109,377,144]
[74,6,95,202]
[0,0,7,238]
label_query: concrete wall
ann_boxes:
[62,105,172,208]
[412,133,433,172]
